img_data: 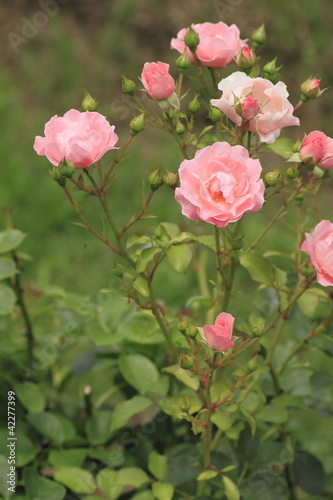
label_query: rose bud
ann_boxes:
[141,62,176,100]
[251,24,266,48]
[121,75,136,95]
[203,312,235,352]
[300,77,322,101]
[81,90,98,112]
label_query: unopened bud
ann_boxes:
[121,75,136,95]
[263,58,282,84]
[179,354,195,370]
[176,51,192,71]
[164,169,179,189]
[176,317,188,333]
[300,77,322,101]
[59,158,76,178]
[209,106,223,122]
[148,168,164,191]
[81,90,98,112]
[188,94,201,114]
[246,356,258,373]
[231,236,244,251]
[236,95,259,120]
[249,314,265,337]
[184,27,200,52]
[154,225,163,239]
[130,113,145,136]
[176,121,186,136]
[251,24,266,48]
[301,262,316,279]
[185,323,198,339]
[264,170,280,187]
[237,47,257,70]
[113,262,124,278]
[49,166,66,187]
[286,166,299,179]
[295,193,304,206]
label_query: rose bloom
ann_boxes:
[174,142,265,227]
[203,313,235,351]
[301,220,333,286]
[34,109,119,168]
[141,62,176,100]
[171,22,247,69]
[211,71,300,144]
[299,131,333,169]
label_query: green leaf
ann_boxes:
[23,467,66,500]
[54,467,96,494]
[0,455,14,498]
[119,354,159,395]
[49,449,87,468]
[222,476,240,500]
[86,411,112,445]
[169,232,198,245]
[239,252,276,287]
[136,247,162,273]
[0,258,17,281]
[0,284,16,316]
[0,229,26,254]
[197,470,218,481]
[293,451,326,495]
[167,244,192,273]
[297,288,328,318]
[97,469,122,500]
[16,432,37,467]
[133,275,150,297]
[26,412,76,445]
[13,382,46,413]
[110,396,152,433]
[160,223,180,237]
[267,138,294,159]
[117,467,149,488]
[162,365,199,391]
[148,451,167,480]
[131,492,155,500]
[152,482,174,500]
[126,235,152,248]
[210,411,232,431]
[256,404,288,424]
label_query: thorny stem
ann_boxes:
[118,191,155,238]
[102,135,134,190]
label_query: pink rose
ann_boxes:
[34,109,119,168]
[211,72,300,144]
[141,62,176,100]
[299,131,333,169]
[203,313,235,351]
[171,22,248,69]
[175,142,265,228]
[301,220,333,286]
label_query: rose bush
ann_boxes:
[171,21,247,68]
[211,71,299,143]
[175,142,265,227]
[34,109,118,168]
[301,220,333,286]
[141,61,176,100]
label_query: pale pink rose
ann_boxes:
[301,220,333,286]
[141,62,176,100]
[299,131,333,169]
[241,95,260,119]
[175,142,265,227]
[211,72,300,144]
[171,22,248,69]
[34,109,119,168]
[203,313,235,351]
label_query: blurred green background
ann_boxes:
[1,0,333,296]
